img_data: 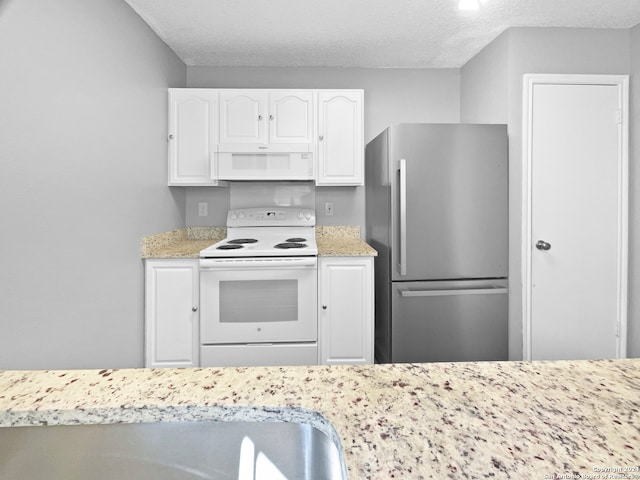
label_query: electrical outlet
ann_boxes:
[325,201,335,216]
[198,202,208,217]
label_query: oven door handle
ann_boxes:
[199,257,317,269]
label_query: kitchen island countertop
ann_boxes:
[1,360,638,479]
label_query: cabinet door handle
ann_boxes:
[322,305,327,310]
[192,306,198,312]
[319,135,324,141]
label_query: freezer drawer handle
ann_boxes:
[399,287,508,297]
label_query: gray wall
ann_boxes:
[460,31,509,124]
[461,27,635,359]
[0,0,186,369]
[185,67,461,231]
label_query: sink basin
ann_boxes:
[0,419,348,479]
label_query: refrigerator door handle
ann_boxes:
[398,158,407,276]
[399,287,508,297]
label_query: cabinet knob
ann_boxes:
[168,134,174,140]
[192,306,198,312]
[258,114,263,120]
[319,135,324,141]
[322,305,327,310]
[269,114,274,120]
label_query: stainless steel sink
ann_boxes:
[0,420,348,479]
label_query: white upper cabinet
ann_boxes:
[168,89,220,186]
[268,90,314,144]
[219,89,314,149]
[317,90,364,186]
[168,88,363,185]
[219,90,267,145]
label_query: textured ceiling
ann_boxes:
[123,0,640,68]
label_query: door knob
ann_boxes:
[536,240,551,251]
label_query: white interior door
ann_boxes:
[523,75,628,361]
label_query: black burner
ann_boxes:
[228,238,258,244]
[286,237,307,243]
[275,242,307,249]
[217,244,244,250]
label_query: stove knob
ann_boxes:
[305,212,312,220]
[230,213,237,220]
[297,211,304,219]
[239,212,245,219]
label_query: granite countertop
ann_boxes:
[141,226,227,259]
[2,360,639,479]
[316,225,378,257]
[142,225,377,258]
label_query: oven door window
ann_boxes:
[220,280,298,323]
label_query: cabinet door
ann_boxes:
[319,257,374,365]
[268,90,314,144]
[317,90,364,186]
[168,89,219,185]
[145,259,199,368]
[219,90,267,144]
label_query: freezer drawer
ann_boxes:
[390,280,508,363]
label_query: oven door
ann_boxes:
[199,257,317,344]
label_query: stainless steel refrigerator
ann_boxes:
[365,124,508,363]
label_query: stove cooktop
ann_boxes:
[200,227,318,258]
[199,208,318,258]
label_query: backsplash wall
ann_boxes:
[186,183,362,231]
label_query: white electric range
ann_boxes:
[199,207,319,367]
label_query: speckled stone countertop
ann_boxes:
[141,227,226,259]
[2,360,639,479]
[316,225,377,257]
[142,226,377,258]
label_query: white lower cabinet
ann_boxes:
[318,257,374,365]
[145,259,199,368]
[144,255,375,367]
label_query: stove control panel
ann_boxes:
[227,207,316,227]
